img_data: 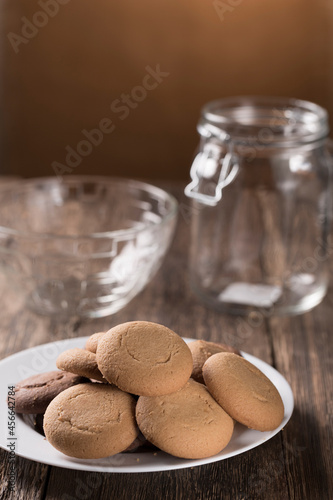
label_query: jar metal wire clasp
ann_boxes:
[184,134,239,206]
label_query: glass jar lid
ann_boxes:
[199,96,329,147]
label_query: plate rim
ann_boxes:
[0,336,294,473]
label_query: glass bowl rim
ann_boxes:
[0,176,178,240]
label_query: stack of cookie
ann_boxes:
[13,321,285,460]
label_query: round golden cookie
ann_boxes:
[189,340,241,384]
[44,383,138,459]
[136,379,234,459]
[96,321,193,396]
[85,332,106,353]
[56,348,107,383]
[203,353,284,431]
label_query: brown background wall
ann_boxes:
[2,0,333,181]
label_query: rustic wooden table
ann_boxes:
[0,184,332,500]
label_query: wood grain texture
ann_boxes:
[0,451,49,500]
[0,183,331,499]
[269,306,333,500]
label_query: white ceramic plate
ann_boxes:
[0,337,294,473]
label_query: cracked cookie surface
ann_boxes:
[43,383,138,459]
[189,339,241,384]
[203,352,284,431]
[13,370,87,414]
[96,321,193,396]
[136,379,234,459]
[56,348,107,383]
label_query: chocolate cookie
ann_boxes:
[96,321,193,396]
[124,431,149,452]
[136,379,234,459]
[189,340,241,384]
[85,332,106,353]
[13,371,86,414]
[44,383,138,459]
[203,352,284,431]
[21,413,45,436]
[56,348,107,383]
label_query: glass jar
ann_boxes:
[185,96,332,316]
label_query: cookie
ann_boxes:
[44,383,138,459]
[12,370,87,414]
[136,379,234,459]
[124,431,149,452]
[189,339,241,384]
[203,353,284,431]
[96,321,193,396]
[21,413,45,436]
[56,348,107,383]
[85,332,106,353]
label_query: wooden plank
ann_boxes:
[0,450,48,500]
[268,301,333,500]
[45,443,290,500]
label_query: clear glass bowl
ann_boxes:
[0,176,178,318]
